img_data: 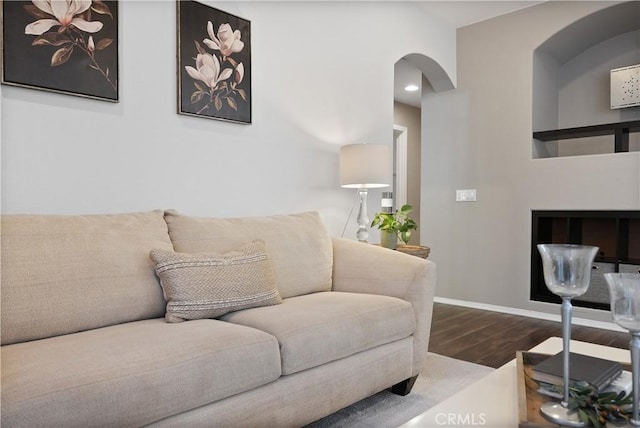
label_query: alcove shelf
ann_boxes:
[531,210,640,311]
[533,120,640,153]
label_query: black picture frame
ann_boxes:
[177,0,251,124]
[1,0,119,102]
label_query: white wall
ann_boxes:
[1,1,456,239]
[422,1,640,323]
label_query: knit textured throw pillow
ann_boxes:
[150,240,282,323]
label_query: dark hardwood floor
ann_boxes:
[428,303,631,369]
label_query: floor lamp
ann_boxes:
[339,143,392,242]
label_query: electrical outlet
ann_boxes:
[456,189,477,202]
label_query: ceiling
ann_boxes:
[395,1,545,107]
[415,1,544,29]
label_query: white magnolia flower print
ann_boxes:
[203,22,244,58]
[22,0,116,92]
[185,53,233,90]
[184,19,248,115]
[25,0,104,35]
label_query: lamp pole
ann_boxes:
[356,188,369,242]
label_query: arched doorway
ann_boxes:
[393,53,455,244]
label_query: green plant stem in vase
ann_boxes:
[371,205,418,249]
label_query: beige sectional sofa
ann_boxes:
[1,210,436,427]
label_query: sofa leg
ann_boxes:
[391,375,418,396]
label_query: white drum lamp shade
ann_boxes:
[340,144,392,189]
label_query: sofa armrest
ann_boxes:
[331,237,436,375]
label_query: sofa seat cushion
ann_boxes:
[1,319,281,428]
[222,291,416,375]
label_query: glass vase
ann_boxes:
[537,244,599,427]
[605,272,640,426]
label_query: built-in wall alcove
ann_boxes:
[531,210,640,311]
[532,1,640,159]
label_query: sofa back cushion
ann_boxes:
[164,211,333,299]
[1,211,174,345]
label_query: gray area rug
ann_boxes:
[306,353,495,428]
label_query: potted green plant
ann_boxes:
[371,204,418,249]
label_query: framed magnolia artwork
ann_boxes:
[177,0,251,124]
[1,0,119,102]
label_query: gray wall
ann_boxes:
[393,101,421,244]
[533,28,640,157]
[422,1,640,322]
[557,30,640,156]
[532,51,560,157]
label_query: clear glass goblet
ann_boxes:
[605,272,640,426]
[537,244,599,427]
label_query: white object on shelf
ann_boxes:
[611,64,640,109]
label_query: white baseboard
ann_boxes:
[434,296,626,333]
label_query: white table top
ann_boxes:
[400,337,631,428]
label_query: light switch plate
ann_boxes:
[456,189,477,202]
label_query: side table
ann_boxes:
[393,245,430,259]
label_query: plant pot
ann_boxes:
[380,230,398,250]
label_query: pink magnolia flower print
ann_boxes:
[22,0,116,92]
[185,22,247,114]
[185,53,232,90]
[24,0,103,35]
[203,22,244,59]
[232,62,244,89]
